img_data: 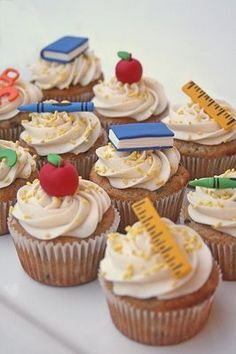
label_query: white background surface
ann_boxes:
[0,0,236,353]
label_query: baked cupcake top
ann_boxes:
[11,176,111,240]
[30,51,102,90]
[0,68,42,121]
[188,169,236,237]
[100,218,212,299]
[94,143,180,191]
[163,100,236,145]
[92,51,167,120]
[20,101,101,156]
[0,140,36,189]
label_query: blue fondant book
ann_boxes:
[40,36,89,63]
[109,123,174,151]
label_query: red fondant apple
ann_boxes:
[115,51,143,84]
[39,154,78,197]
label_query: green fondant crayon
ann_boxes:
[189,177,236,189]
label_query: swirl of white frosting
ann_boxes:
[20,105,101,156]
[100,218,212,299]
[94,144,180,191]
[0,140,36,188]
[30,51,102,90]
[12,178,111,240]
[163,100,236,145]
[188,169,236,237]
[0,79,43,121]
[92,77,168,120]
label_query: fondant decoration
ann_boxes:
[0,68,20,86]
[39,154,78,197]
[115,51,143,84]
[40,36,89,64]
[108,122,174,151]
[0,68,20,105]
[0,148,17,167]
[189,177,236,189]
[182,81,236,130]
[132,197,192,279]
[18,101,94,113]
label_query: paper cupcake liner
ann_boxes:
[203,240,236,281]
[8,208,120,286]
[180,154,236,179]
[42,90,94,102]
[100,277,215,345]
[37,152,98,179]
[0,199,14,236]
[0,125,23,142]
[181,202,236,280]
[112,188,185,232]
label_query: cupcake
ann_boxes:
[92,51,168,129]
[20,100,107,178]
[186,169,236,280]
[0,140,37,235]
[0,68,42,141]
[30,37,103,102]
[90,143,189,230]
[163,100,236,179]
[100,217,220,345]
[8,155,120,286]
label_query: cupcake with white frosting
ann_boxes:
[0,140,37,235]
[8,154,120,286]
[30,49,103,101]
[100,218,220,345]
[20,100,107,178]
[187,169,236,280]
[0,68,42,141]
[163,100,236,179]
[89,143,189,230]
[92,51,168,129]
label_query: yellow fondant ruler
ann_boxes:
[182,81,236,130]
[132,198,192,279]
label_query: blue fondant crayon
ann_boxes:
[18,102,94,113]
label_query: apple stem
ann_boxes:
[117,51,132,61]
[47,153,63,167]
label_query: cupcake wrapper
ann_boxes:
[100,277,215,345]
[180,154,236,179]
[112,188,185,232]
[203,240,236,281]
[0,200,14,236]
[181,202,236,280]
[100,115,163,131]
[42,91,94,102]
[37,152,98,179]
[8,208,120,286]
[0,125,23,142]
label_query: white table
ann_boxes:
[0,0,236,353]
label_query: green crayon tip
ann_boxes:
[189,177,236,189]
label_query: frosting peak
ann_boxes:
[0,79,42,121]
[100,219,212,299]
[20,101,101,156]
[188,169,236,237]
[0,140,36,188]
[94,144,180,191]
[163,100,236,145]
[30,51,102,90]
[93,77,168,120]
[12,178,111,240]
